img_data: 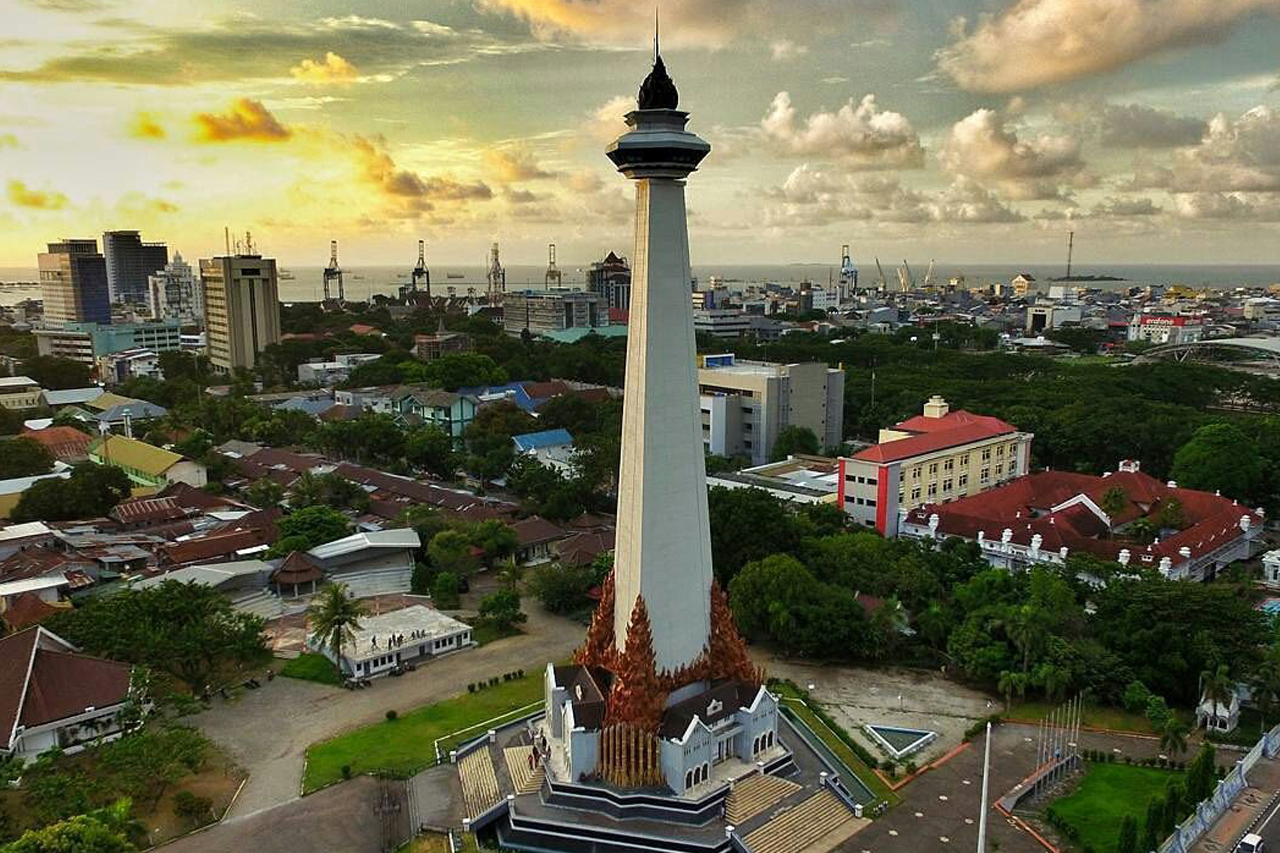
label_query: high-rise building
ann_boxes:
[38,239,111,327]
[697,353,845,465]
[146,252,202,324]
[199,252,280,373]
[587,250,631,310]
[102,231,168,305]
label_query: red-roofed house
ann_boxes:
[838,396,1033,536]
[899,460,1265,582]
[23,426,93,463]
[1,626,134,761]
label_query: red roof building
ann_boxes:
[838,396,1032,536]
[22,426,93,463]
[900,460,1265,582]
[1,627,133,760]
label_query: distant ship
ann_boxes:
[447,272,465,279]
[278,269,296,280]
[1050,274,1126,282]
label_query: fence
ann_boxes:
[1158,723,1280,853]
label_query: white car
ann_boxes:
[1237,833,1266,853]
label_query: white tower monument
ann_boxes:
[606,42,713,674]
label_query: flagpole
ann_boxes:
[977,721,992,852]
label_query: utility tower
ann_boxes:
[545,242,563,289]
[411,239,430,296]
[323,240,344,302]
[486,242,505,303]
[1065,230,1074,280]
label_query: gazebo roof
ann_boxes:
[272,551,324,585]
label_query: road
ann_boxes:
[191,598,583,818]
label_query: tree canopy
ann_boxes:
[10,464,131,523]
[0,437,54,479]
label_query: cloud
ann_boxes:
[936,0,1280,93]
[942,108,1085,199]
[503,187,540,204]
[0,133,19,149]
[1099,103,1207,148]
[566,169,606,194]
[1163,105,1280,192]
[1172,191,1280,220]
[7,180,69,210]
[1092,196,1162,216]
[195,98,292,142]
[290,52,358,85]
[928,176,1025,223]
[761,92,925,169]
[587,95,634,143]
[770,40,809,62]
[21,0,107,10]
[482,147,556,183]
[128,111,165,140]
[475,0,888,48]
[0,15,506,86]
[351,134,492,218]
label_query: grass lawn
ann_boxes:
[303,673,544,792]
[1050,762,1182,852]
[1007,699,1173,734]
[279,653,342,686]
[778,696,899,806]
[469,620,523,647]
[402,833,481,852]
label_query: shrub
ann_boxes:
[173,790,213,826]
[340,764,352,779]
[468,683,476,693]
[905,761,918,775]
[386,710,398,721]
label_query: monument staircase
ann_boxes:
[742,789,859,853]
[230,589,286,620]
[332,567,411,600]
[459,748,501,820]
[724,773,801,825]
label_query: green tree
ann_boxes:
[707,487,802,587]
[2,800,138,853]
[1159,715,1189,757]
[0,436,54,479]
[1162,782,1187,833]
[410,561,433,596]
[306,584,368,679]
[19,355,92,391]
[1117,813,1138,853]
[10,463,132,523]
[1199,663,1233,727]
[529,563,597,614]
[430,571,460,610]
[998,669,1026,711]
[244,478,285,510]
[172,791,213,828]
[1099,487,1129,517]
[1156,497,1188,531]
[1185,744,1218,803]
[423,353,505,390]
[469,520,518,567]
[270,505,352,555]
[1171,423,1263,501]
[428,529,479,577]
[1251,644,1280,727]
[1140,798,1164,853]
[404,425,457,478]
[768,425,821,462]
[479,588,526,632]
[44,580,266,696]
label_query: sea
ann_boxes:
[2,263,1279,306]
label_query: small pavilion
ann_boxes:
[272,551,324,598]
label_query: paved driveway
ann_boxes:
[192,602,583,817]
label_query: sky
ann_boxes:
[1,0,1279,268]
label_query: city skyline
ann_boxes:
[2,0,1280,267]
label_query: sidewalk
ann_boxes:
[1189,757,1280,853]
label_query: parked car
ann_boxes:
[1237,833,1265,853]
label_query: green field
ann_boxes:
[1007,700,1166,734]
[279,653,343,686]
[303,674,543,792]
[1050,763,1183,852]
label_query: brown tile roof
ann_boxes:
[159,528,271,566]
[272,551,324,586]
[1,592,62,631]
[510,515,566,548]
[1,628,131,750]
[23,426,93,463]
[109,496,186,526]
[556,530,615,567]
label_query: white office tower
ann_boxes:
[605,53,714,674]
[147,252,202,324]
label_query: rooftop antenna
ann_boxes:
[654,7,659,61]
[224,227,231,257]
[244,230,255,256]
[1065,230,1074,281]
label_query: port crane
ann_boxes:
[897,260,914,292]
[410,240,430,296]
[323,240,344,302]
[923,259,936,291]
[875,257,888,292]
[545,243,562,289]
[838,244,858,299]
[486,242,506,303]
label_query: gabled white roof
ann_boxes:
[307,528,420,561]
[0,575,70,597]
[0,521,53,542]
[132,559,272,590]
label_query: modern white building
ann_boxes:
[1262,549,1280,587]
[0,376,44,410]
[692,308,750,338]
[200,253,281,373]
[297,353,380,385]
[698,353,845,465]
[1128,313,1205,345]
[310,604,473,679]
[147,252,202,324]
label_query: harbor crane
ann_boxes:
[323,240,344,302]
[923,259,936,291]
[875,257,888,291]
[897,260,914,292]
[545,243,563,289]
[410,240,430,296]
[838,244,858,299]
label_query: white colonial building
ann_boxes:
[310,604,473,679]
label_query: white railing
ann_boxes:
[1158,723,1280,853]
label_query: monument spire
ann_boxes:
[604,52,711,674]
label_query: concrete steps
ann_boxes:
[503,746,545,795]
[725,773,801,826]
[458,748,500,820]
[231,590,285,620]
[330,568,411,600]
[743,789,859,853]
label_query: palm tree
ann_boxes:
[1199,663,1232,730]
[1159,715,1189,757]
[998,670,1027,712]
[1251,648,1280,728]
[289,470,324,508]
[307,584,368,679]
[1005,604,1044,674]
